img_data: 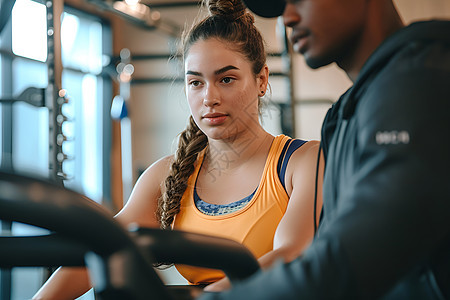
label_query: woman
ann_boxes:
[33,0,323,298]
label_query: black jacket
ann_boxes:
[199,20,450,300]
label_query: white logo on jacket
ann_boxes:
[376,131,410,145]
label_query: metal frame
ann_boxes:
[0,1,114,298]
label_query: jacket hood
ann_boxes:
[342,20,450,120]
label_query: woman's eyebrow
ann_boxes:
[186,70,202,76]
[185,65,239,76]
[215,65,239,75]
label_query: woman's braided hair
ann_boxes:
[155,0,267,230]
[156,116,207,229]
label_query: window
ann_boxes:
[12,0,47,62]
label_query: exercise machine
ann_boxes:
[0,171,260,299]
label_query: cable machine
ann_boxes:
[46,0,70,183]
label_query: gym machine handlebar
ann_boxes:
[0,171,260,299]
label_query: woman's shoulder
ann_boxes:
[140,155,174,181]
[286,139,320,167]
[153,155,175,168]
[133,155,174,188]
[299,139,320,150]
[115,155,176,227]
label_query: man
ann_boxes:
[199,0,450,299]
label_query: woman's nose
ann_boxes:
[203,85,221,107]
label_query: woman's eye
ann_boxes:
[222,77,234,84]
[190,80,201,87]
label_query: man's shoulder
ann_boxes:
[360,20,450,80]
[385,20,450,52]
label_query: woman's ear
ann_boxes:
[257,65,269,96]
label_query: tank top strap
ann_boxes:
[277,138,307,192]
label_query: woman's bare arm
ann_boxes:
[259,141,323,268]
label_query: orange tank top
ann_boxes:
[173,134,293,285]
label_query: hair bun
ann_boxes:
[206,0,248,22]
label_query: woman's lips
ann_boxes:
[202,113,228,125]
